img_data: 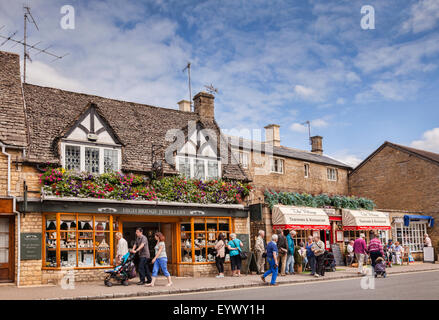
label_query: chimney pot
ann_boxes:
[193,92,215,120]
[310,136,323,155]
[178,100,191,112]
[264,124,280,147]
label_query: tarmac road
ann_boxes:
[134,270,439,300]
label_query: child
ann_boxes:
[374,256,386,278]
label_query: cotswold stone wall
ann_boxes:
[349,145,439,246]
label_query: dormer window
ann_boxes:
[60,103,122,174]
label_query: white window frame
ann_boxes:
[392,221,428,253]
[270,157,284,174]
[61,142,122,174]
[327,167,337,181]
[304,163,310,178]
[175,155,221,180]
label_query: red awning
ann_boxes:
[272,205,332,230]
[342,209,391,231]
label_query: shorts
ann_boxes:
[230,254,242,271]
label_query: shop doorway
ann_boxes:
[0,216,14,282]
[121,221,176,275]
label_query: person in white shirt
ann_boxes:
[346,239,355,266]
[424,234,432,247]
[115,232,128,264]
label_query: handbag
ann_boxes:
[232,239,248,260]
[212,241,225,257]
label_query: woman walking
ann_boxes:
[115,232,128,265]
[305,236,316,276]
[146,232,172,287]
[215,233,226,278]
[228,233,244,277]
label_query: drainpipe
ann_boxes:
[13,197,21,287]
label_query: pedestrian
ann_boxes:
[353,233,367,275]
[261,234,279,286]
[299,242,307,270]
[215,233,226,278]
[424,233,432,247]
[394,241,403,265]
[367,233,384,269]
[276,229,289,276]
[311,235,325,277]
[130,227,152,285]
[305,235,316,276]
[285,230,296,275]
[115,232,128,265]
[146,232,172,287]
[254,230,266,274]
[384,239,394,267]
[346,239,354,266]
[227,233,244,277]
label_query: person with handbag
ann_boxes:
[254,230,266,274]
[311,235,326,278]
[227,233,244,277]
[214,233,226,278]
[276,229,289,276]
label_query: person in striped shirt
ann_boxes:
[367,233,384,269]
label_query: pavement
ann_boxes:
[0,262,438,300]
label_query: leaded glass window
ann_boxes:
[194,159,205,180]
[178,157,191,177]
[85,147,100,173]
[207,160,218,179]
[104,149,118,173]
[65,145,80,171]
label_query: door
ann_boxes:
[161,223,176,274]
[0,217,14,282]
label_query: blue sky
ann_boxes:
[1,0,439,166]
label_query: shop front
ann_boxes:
[19,197,249,283]
[271,205,332,249]
[342,209,391,246]
[0,199,15,282]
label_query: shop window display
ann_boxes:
[43,213,115,269]
[392,221,427,253]
[180,221,192,263]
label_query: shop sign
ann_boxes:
[20,233,42,260]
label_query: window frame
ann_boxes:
[327,167,337,181]
[61,142,121,174]
[392,221,427,253]
[304,163,310,178]
[270,157,284,174]
[175,155,221,180]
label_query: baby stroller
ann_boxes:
[104,252,136,287]
[323,251,336,272]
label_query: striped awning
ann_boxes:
[342,209,390,230]
[272,205,332,230]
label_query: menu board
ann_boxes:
[21,233,42,260]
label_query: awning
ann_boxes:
[272,205,332,230]
[342,209,390,230]
[404,215,434,227]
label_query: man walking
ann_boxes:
[311,235,325,277]
[131,227,152,285]
[353,233,367,275]
[346,239,355,266]
[276,229,289,276]
[261,234,279,286]
[255,230,266,274]
[285,230,296,275]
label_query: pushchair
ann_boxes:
[104,252,136,287]
[323,251,336,272]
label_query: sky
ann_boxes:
[0,0,438,167]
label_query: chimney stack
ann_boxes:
[178,100,191,112]
[264,124,281,147]
[193,92,215,120]
[310,136,323,155]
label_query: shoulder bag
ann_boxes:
[233,239,248,260]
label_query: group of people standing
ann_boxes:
[115,228,172,287]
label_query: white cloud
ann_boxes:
[402,0,439,34]
[293,85,317,100]
[410,128,439,153]
[356,80,421,102]
[289,118,329,133]
[329,151,363,168]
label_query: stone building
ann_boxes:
[226,125,353,251]
[0,50,251,285]
[349,141,438,255]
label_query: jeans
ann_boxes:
[355,253,365,273]
[215,256,225,274]
[308,255,316,275]
[151,257,170,277]
[316,254,325,276]
[138,257,152,283]
[263,257,278,285]
[285,253,295,274]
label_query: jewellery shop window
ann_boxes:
[43,213,114,269]
[179,217,231,264]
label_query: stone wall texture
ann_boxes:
[349,145,439,246]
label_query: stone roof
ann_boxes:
[22,83,248,181]
[0,51,27,147]
[226,135,352,169]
